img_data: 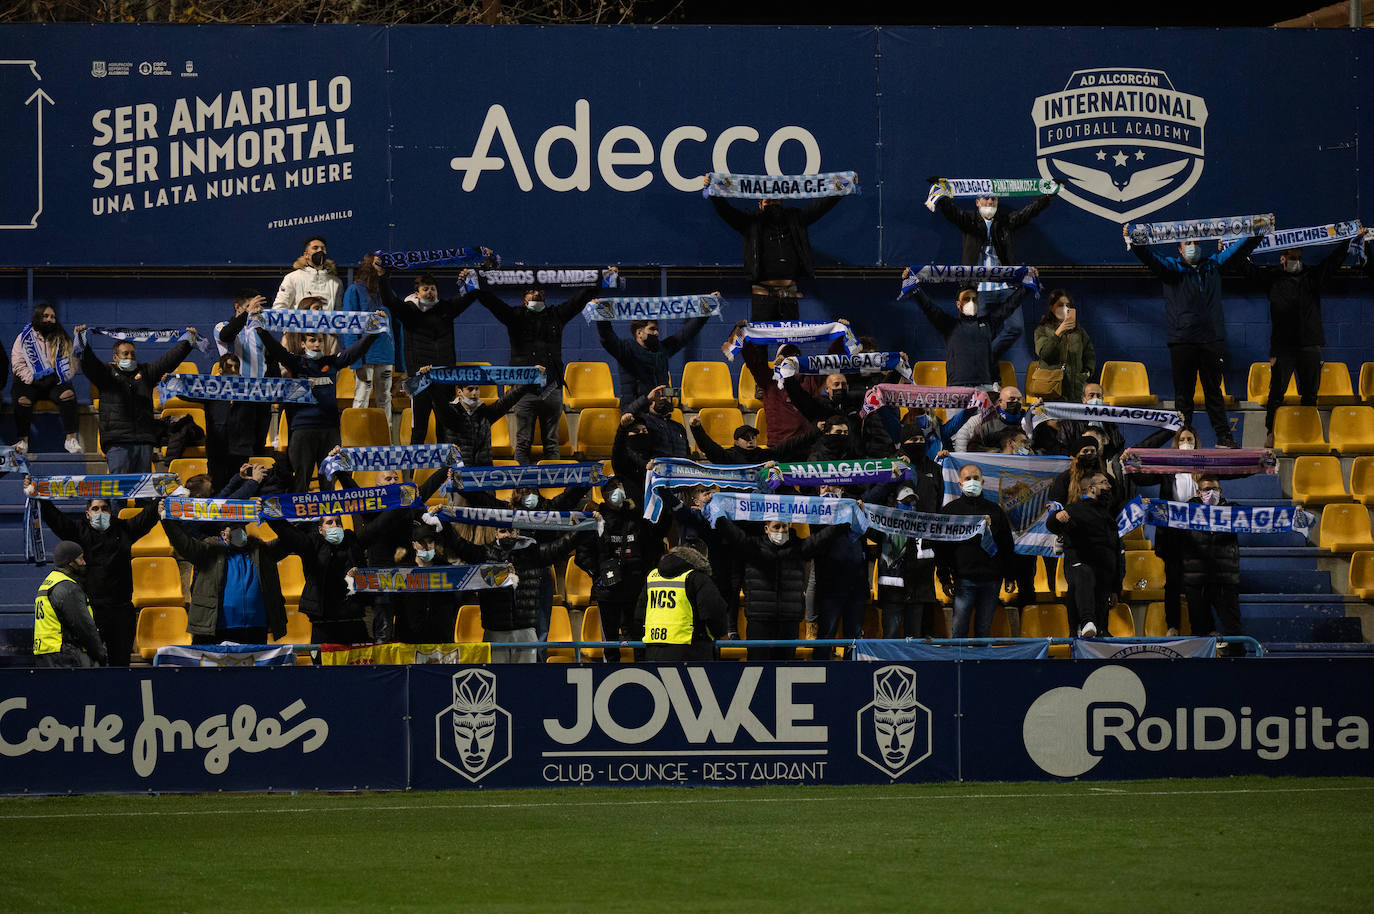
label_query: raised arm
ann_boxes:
[710,196,753,234]
[1005,193,1053,231]
[477,290,518,327]
[147,337,195,381]
[799,195,842,227]
[78,344,115,388]
[597,322,635,366]
[556,287,599,325]
[255,328,297,372]
[38,500,82,541]
[912,287,956,337]
[332,331,378,370]
[661,316,710,356]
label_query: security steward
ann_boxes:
[33,541,107,667]
[634,538,731,661]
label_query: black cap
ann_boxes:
[53,540,84,567]
[733,425,759,440]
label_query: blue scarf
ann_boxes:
[74,327,211,357]
[703,171,859,199]
[158,374,316,405]
[643,458,768,522]
[450,462,603,492]
[321,445,463,480]
[900,265,1040,298]
[373,247,498,270]
[19,324,72,382]
[436,505,598,532]
[1222,219,1361,254]
[773,352,911,389]
[403,365,545,397]
[350,564,516,593]
[581,293,723,323]
[1116,496,1316,536]
[163,497,261,523]
[28,474,179,501]
[721,321,859,361]
[260,483,420,520]
[1125,214,1274,249]
[0,447,30,478]
[703,492,868,537]
[254,310,389,336]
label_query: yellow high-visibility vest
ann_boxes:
[33,570,91,656]
[643,569,696,645]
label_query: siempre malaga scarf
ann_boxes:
[582,294,723,323]
[75,327,211,357]
[863,502,995,553]
[1124,213,1274,249]
[763,458,910,491]
[1221,219,1362,255]
[1122,448,1277,477]
[703,171,859,199]
[703,492,869,536]
[254,310,389,336]
[722,321,860,361]
[403,365,545,397]
[1115,496,1315,536]
[773,352,911,389]
[373,247,498,270]
[900,265,1040,298]
[924,177,1058,209]
[860,383,989,418]
[643,458,768,522]
[435,505,598,532]
[159,374,316,405]
[260,483,420,520]
[322,444,463,480]
[163,497,260,523]
[19,324,73,383]
[351,564,517,593]
[1026,401,1184,432]
[28,474,179,501]
[451,462,603,493]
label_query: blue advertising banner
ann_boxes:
[0,667,407,794]
[407,662,959,789]
[0,25,1365,267]
[960,659,1374,781]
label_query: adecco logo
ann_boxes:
[450,100,823,193]
[1022,666,1370,778]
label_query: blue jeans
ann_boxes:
[951,578,1001,638]
[976,286,1025,363]
[105,444,154,475]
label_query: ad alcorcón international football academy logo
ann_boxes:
[1032,68,1208,223]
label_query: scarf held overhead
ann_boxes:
[702,492,869,536]
[703,171,859,199]
[773,352,910,389]
[763,458,910,491]
[864,502,996,553]
[403,365,545,397]
[721,321,860,360]
[321,445,463,480]
[582,294,723,323]
[1125,213,1275,248]
[1115,496,1315,536]
[1122,448,1277,476]
[435,505,598,532]
[75,327,211,356]
[163,497,260,523]
[1025,401,1184,432]
[29,474,179,501]
[900,265,1040,298]
[350,564,516,593]
[642,458,768,522]
[158,374,317,405]
[260,483,420,520]
[451,462,604,492]
[254,310,389,336]
[373,247,498,270]
[1221,219,1362,254]
[860,383,989,418]
[466,267,624,289]
[924,176,1058,209]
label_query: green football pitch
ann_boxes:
[2,777,1371,912]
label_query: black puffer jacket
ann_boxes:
[1180,497,1240,588]
[381,284,479,372]
[38,501,160,608]
[575,499,666,603]
[477,287,599,383]
[432,384,532,466]
[81,339,193,446]
[718,517,842,623]
[912,287,1024,388]
[446,529,585,631]
[710,196,841,281]
[267,521,370,623]
[1045,494,1124,578]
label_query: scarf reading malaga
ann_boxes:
[721,321,859,361]
[1125,213,1274,248]
[159,374,317,405]
[582,294,723,323]
[703,171,859,199]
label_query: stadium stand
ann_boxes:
[1098,361,1157,407]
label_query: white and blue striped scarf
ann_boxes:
[941,453,1069,557]
[321,445,463,480]
[1116,496,1315,536]
[74,327,210,358]
[162,497,260,523]
[254,310,388,336]
[1221,219,1362,255]
[19,324,72,383]
[642,458,767,522]
[1125,213,1274,249]
[450,462,603,493]
[582,293,723,323]
[900,265,1040,298]
[721,321,859,361]
[703,492,868,537]
[1025,401,1184,433]
[436,505,598,532]
[864,502,995,553]
[159,374,316,405]
[773,352,910,389]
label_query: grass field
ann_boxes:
[2,777,1371,912]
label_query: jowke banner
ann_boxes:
[703,171,859,199]
[260,483,419,520]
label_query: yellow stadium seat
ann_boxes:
[277,554,305,603]
[270,607,312,645]
[159,406,207,458]
[1143,602,1190,637]
[1351,457,1374,506]
[1246,361,1297,405]
[680,361,738,409]
[334,366,356,407]
[579,605,605,660]
[1099,361,1158,407]
[274,409,289,451]
[489,415,513,458]
[738,362,766,411]
[573,407,620,458]
[1122,550,1166,601]
[912,360,947,388]
[454,604,484,643]
[546,606,575,662]
[247,520,276,545]
[1291,456,1350,505]
[340,407,391,447]
[1108,603,1135,637]
[1191,375,1236,409]
[1328,406,1374,455]
[132,557,184,609]
[989,605,1012,638]
[1360,362,1374,402]
[167,458,208,485]
[1349,552,1374,600]
[564,557,593,609]
[1020,603,1070,638]
[695,407,745,453]
[398,407,438,445]
[154,361,202,410]
[1272,406,1328,455]
[564,362,618,409]
[1121,524,1148,550]
[753,407,769,446]
[1318,362,1356,406]
[998,361,1017,391]
[136,606,191,659]
[1318,504,1374,553]
[119,507,173,558]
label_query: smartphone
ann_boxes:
[661,387,680,399]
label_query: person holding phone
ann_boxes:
[1033,289,1096,403]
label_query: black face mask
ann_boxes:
[641,335,660,352]
[310,249,326,267]
[902,441,926,460]
[1077,455,1099,468]
[652,401,674,416]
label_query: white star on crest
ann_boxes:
[1135,150,1146,161]
[1112,151,1129,167]
[1095,150,1106,161]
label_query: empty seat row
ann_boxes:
[1289,456,1374,505]
[1273,406,1374,455]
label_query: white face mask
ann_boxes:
[415,548,435,563]
[521,493,539,509]
[1200,489,1221,506]
[304,348,325,360]
[959,301,978,317]
[1182,243,1200,263]
[526,300,546,312]
[117,358,136,371]
[88,511,111,531]
[978,205,997,220]
[767,530,789,546]
[960,478,983,497]
[1178,441,1195,450]
[460,395,480,409]
[227,528,248,548]
[323,526,345,545]
[416,296,438,311]
[607,489,626,506]
[1283,259,1302,274]
[1085,396,1103,406]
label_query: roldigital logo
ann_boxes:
[1031,68,1208,223]
[1022,667,1371,778]
[449,100,824,193]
